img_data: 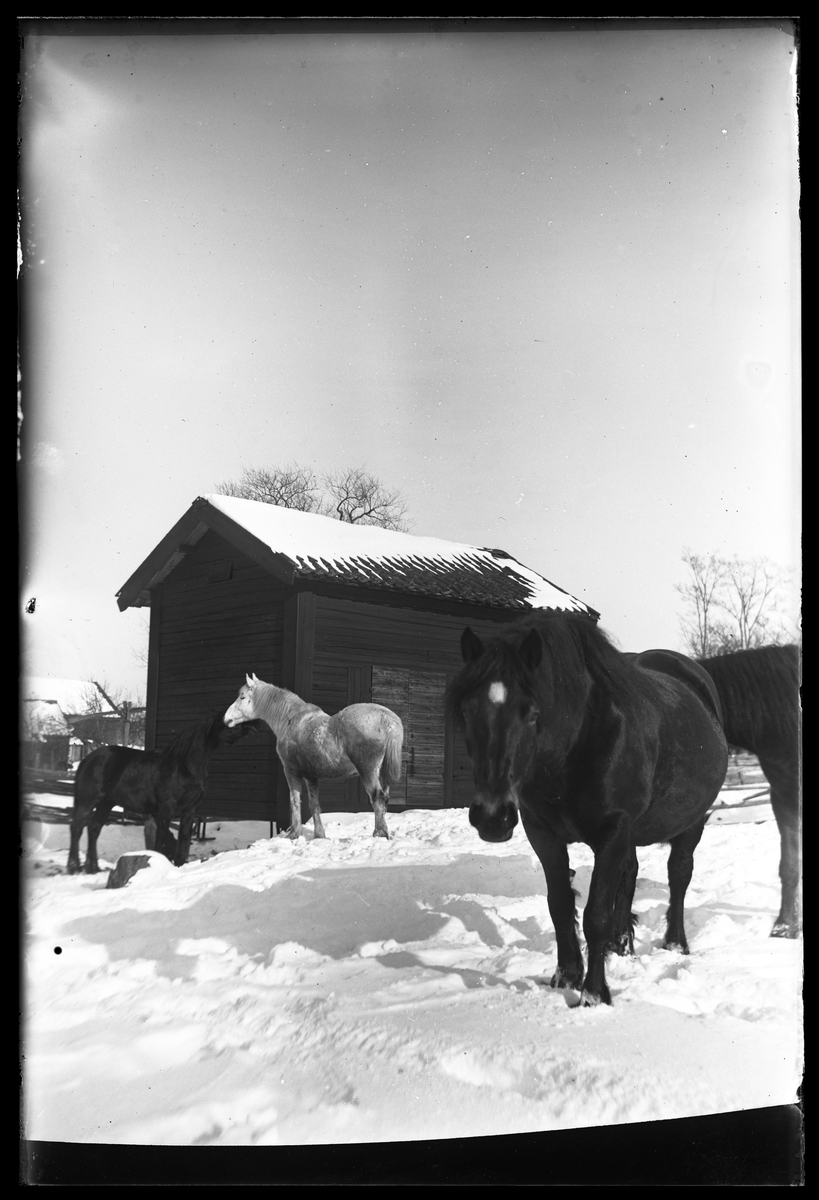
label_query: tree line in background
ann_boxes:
[676,550,799,658]
[215,463,411,532]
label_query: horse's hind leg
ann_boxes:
[304,780,326,840]
[766,765,801,938]
[609,846,638,955]
[67,811,87,874]
[360,770,389,839]
[663,818,706,953]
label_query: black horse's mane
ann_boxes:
[159,713,262,765]
[446,613,635,723]
[699,644,800,750]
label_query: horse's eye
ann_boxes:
[528,709,540,725]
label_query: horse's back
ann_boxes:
[80,744,162,815]
[323,704,403,773]
[631,648,724,726]
[333,703,403,736]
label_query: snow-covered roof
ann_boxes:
[22,677,93,715]
[117,495,598,618]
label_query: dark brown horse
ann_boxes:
[447,614,728,1006]
[67,714,262,874]
[699,644,801,937]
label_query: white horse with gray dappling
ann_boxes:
[224,674,404,840]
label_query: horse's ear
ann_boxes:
[246,673,256,688]
[461,627,484,663]
[520,628,543,671]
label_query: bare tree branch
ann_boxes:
[675,550,727,657]
[215,463,411,531]
[215,464,322,512]
[322,467,410,530]
[676,551,798,656]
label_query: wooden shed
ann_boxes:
[117,495,599,828]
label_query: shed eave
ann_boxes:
[116,497,298,611]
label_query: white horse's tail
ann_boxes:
[380,721,404,787]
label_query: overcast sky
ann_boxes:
[20,20,800,700]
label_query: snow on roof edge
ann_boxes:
[200,494,593,614]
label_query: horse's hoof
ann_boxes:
[550,967,584,991]
[662,939,689,954]
[372,829,389,840]
[580,988,612,1007]
[771,922,800,939]
[288,829,302,841]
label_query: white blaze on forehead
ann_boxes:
[488,681,507,705]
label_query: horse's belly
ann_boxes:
[310,753,358,780]
[284,734,357,781]
[631,776,724,845]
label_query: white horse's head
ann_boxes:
[225,674,263,727]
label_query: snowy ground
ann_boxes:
[21,791,802,1179]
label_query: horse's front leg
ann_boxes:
[520,809,583,991]
[282,769,304,839]
[582,812,633,1005]
[154,801,178,865]
[174,803,198,866]
[609,845,639,956]
[144,815,158,850]
[663,818,705,952]
[304,780,326,839]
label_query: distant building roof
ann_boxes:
[117,495,599,618]
[22,677,94,716]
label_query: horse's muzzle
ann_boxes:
[469,798,518,843]
[223,703,243,728]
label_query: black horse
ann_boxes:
[67,714,262,874]
[447,614,728,1007]
[699,644,801,937]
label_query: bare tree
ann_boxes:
[718,556,797,651]
[322,467,409,530]
[675,551,727,658]
[215,463,410,531]
[215,464,321,512]
[676,550,798,657]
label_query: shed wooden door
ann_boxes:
[371,667,447,807]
